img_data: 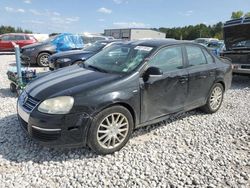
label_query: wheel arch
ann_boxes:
[205,79,225,102]
[36,51,52,64]
[214,79,225,91]
[95,102,137,130]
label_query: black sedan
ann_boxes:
[17,39,232,154]
[48,40,123,70]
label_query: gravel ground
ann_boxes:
[0,54,249,188]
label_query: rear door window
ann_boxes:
[186,46,207,66]
[15,35,25,40]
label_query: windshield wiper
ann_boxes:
[87,65,108,73]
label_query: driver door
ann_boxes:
[140,45,189,123]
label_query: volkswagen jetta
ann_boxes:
[17,39,232,154]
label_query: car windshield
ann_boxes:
[83,42,107,52]
[83,44,155,74]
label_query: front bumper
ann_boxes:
[20,53,37,65]
[17,100,91,148]
[232,64,250,74]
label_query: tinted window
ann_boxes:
[1,35,10,41]
[148,46,183,72]
[186,46,207,66]
[15,35,25,40]
[202,49,214,64]
[8,35,15,41]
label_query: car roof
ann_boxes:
[126,39,196,48]
[1,33,29,36]
[224,16,250,27]
[97,39,125,43]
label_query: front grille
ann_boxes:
[23,96,39,111]
[241,65,250,69]
[19,92,40,112]
[31,128,61,141]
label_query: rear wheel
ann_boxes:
[37,52,50,67]
[87,106,133,154]
[201,83,224,114]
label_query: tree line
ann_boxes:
[156,22,223,40]
[155,11,250,40]
[0,25,32,35]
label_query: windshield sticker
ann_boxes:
[134,46,153,52]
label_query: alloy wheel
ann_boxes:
[97,113,129,149]
[40,54,49,66]
[209,86,223,111]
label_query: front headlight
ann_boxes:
[57,58,72,63]
[38,96,74,114]
[25,48,35,52]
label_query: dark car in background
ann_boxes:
[0,33,37,51]
[17,39,232,154]
[49,40,123,70]
[21,33,84,67]
[221,17,250,75]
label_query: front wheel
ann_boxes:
[87,106,133,155]
[10,83,17,93]
[201,83,224,114]
[37,52,50,67]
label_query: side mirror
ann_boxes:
[143,66,163,82]
[80,57,87,63]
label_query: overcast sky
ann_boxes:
[0,0,250,34]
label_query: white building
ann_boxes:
[104,28,166,40]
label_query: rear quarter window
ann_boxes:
[202,49,214,64]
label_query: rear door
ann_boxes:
[185,45,216,107]
[14,35,26,48]
[140,45,189,122]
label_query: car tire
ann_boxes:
[87,105,133,155]
[201,83,224,114]
[37,52,50,67]
[10,83,16,93]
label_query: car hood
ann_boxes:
[25,65,121,100]
[224,23,250,50]
[50,50,93,59]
